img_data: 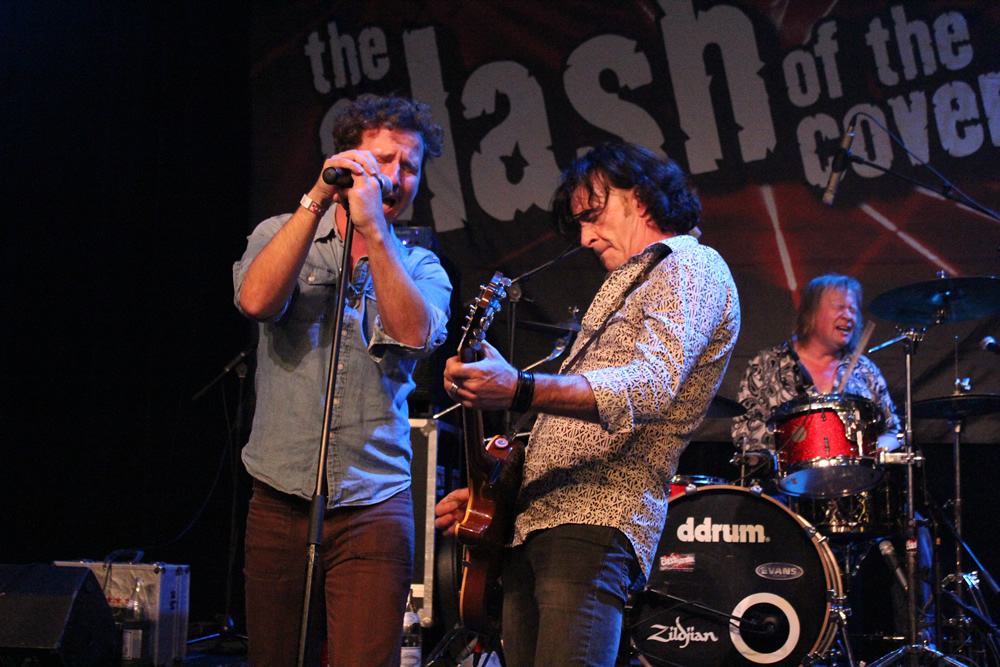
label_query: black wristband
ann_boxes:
[510,370,535,413]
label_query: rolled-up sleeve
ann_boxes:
[369,249,452,362]
[582,245,735,435]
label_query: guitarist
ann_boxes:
[435,141,741,666]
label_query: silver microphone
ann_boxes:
[879,540,908,592]
[822,116,857,205]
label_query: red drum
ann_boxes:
[632,486,841,667]
[670,475,728,498]
[769,393,884,498]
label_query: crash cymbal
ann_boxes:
[705,395,746,419]
[911,393,1000,420]
[869,276,1000,326]
[518,319,581,334]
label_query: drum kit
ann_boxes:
[629,275,1000,667]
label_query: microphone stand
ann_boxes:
[296,209,357,667]
[501,244,586,434]
[188,345,254,649]
[837,126,1000,223]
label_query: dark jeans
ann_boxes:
[502,524,641,667]
[244,480,414,667]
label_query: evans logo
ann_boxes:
[676,517,767,543]
[755,562,804,580]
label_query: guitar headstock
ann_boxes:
[457,272,510,362]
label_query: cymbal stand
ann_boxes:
[868,329,964,667]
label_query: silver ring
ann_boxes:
[449,382,459,396]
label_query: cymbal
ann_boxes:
[706,395,746,419]
[869,276,1000,326]
[911,393,1000,420]
[519,319,581,334]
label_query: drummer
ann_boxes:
[732,273,901,463]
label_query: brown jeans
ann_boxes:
[244,481,414,666]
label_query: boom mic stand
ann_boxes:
[188,344,255,649]
[502,244,585,435]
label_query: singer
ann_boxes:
[233,94,452,666]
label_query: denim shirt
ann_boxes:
[233,206,452,507]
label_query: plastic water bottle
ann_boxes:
[401,590,422,667]
[121,577,150,665]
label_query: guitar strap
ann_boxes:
[559,241,672,375]
[505,242,672,440]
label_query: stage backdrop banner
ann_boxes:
[250,0,1000,444]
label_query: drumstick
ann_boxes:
[835,320,876,394]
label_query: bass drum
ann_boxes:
[631,486,841,667]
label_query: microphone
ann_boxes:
[981,336,1000,355]
[322,166,393,197]
[879,540,908,592]
[822,116,857,205]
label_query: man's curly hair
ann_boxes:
[331,93,444,159]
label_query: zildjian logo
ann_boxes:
[646,617,720,648]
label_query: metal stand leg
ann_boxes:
[867,332,964,667]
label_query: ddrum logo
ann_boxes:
[676,517,767,543]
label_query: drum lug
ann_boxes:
[749,483,763,496]
[803,524,825,543]
[827,590,851,616]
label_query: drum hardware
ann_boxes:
[860,330,967,667]
[821,590,858,667]
[730,438,778,488]
[862,299,969,665]
[912,392,1000,661]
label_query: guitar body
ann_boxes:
[457,433,523,636]
[452,272,525,638]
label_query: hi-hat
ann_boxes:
[869,276,1000,326]
[911,393,1000,421]
[706,395,746,418]
[519,319,581,334]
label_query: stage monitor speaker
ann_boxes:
[0,563,119,666]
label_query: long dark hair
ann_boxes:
[551,141,700,238]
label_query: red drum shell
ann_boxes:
[770,393,884,498]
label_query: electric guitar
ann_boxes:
[454,272,525,638]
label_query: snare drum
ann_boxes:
[632,486,841,666]
[787,471,903,538]
[769,393,884,498]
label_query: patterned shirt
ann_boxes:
[513,235,741,584]
[731,341,902,451]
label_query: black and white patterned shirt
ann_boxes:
[513,235,741,584]
[731,341,902,451]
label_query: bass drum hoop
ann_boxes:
[632,485,842,666]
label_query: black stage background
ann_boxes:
[4,0,999,639]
